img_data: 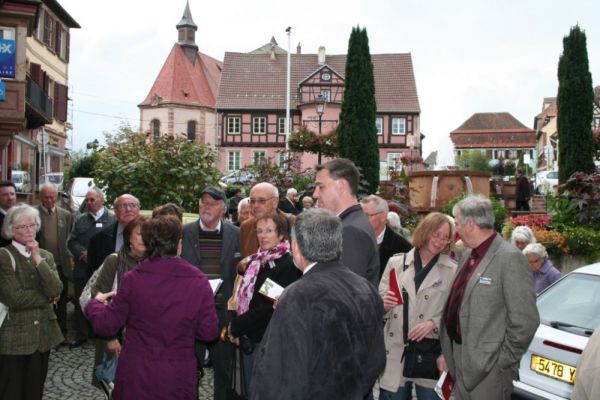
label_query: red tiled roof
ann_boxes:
[216,52,420,113]
[450,112,535,148]
[139,44,222,108]
[451,112,532,132]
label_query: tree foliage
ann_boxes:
[455,150,491,172]
[93,124,220,212]
[557,25,595,181]
[65,150,100,182]
[288,126,337,158]
[337,26,379,194]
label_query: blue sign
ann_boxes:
[0,39,16,78]
[0,81,5,101]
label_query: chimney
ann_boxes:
[297,42,301,54]
[318,46,326,65]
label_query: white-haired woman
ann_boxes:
[523,243,561,293]
[0,204,63,399]
[511,225,537,251]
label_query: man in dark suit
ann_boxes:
[87,193,140,272]
[181,187,240,400]
[278,188,301,215]
[313,158,379,286]
[438,194,539,399]
[36,183,73,338]
[361,194,412,281]
[251,208,386,399]
[0,180,17,247]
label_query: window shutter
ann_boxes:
[43,11,52,46]
[54,21,61,54]
[29,63,42,86]
[66,32,70,62]
[53,83,68,121]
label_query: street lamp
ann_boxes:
[315,94,326,164]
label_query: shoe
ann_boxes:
[69,338,87,349]
[54,340,69,349]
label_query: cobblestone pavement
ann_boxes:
[43,302,215,399]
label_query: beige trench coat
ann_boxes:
[378,249,457,392]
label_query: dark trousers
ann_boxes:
[516,200,530,211]
[0,351,50,400]
[73,266,91,341]
[54,265,69,334]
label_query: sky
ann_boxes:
[59,0,599,166]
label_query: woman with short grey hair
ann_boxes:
[522,243,561,293]
[0,203,63,399]
[511,225,537,251]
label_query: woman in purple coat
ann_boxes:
[86,216,218,399]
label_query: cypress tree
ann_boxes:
[337,26,379,194]
[557,25,595,182]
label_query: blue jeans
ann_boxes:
[380,381,438,400]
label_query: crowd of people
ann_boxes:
[0,157,596,400]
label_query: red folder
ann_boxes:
[435,371,455,400]
[389,268,403,305]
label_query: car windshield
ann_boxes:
[546,171,558,179]
[11,175,22,183]
[47,175,63,184]
[537,272,600,334]
[73,180,92,196]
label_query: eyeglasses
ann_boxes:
[116,203,140,210]
[14,223,38,231]
[431,234,452,244]
[250,197,275,205]
[256,228,276,235]
[85,198,97,203]
[200,200,222,208]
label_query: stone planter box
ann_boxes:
[408,170,491,212]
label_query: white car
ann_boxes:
[535,170,559,195]
[513,263,600,399]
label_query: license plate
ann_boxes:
[530,354,576,384]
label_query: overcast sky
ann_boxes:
[59,0,599,166]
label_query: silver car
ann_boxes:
[513,263,600,399]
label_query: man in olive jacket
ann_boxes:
[251,208,386,399]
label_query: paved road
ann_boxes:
[43,302,215,399]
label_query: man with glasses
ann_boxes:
[181,187,240,400]
[240,182,294,258]
[87,194,141,273]
[0,180,17,246]
[361,195,412,282]
[67,187,115,348]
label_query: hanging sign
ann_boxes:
[0,80,5,101]
[0,39,16,78]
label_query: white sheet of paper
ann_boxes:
[209,279,223,296]
[258,278,285,301]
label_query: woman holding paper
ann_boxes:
[0,204,63,400]
[229,211,301,394]
[378,212,457,400]
[86,216,218,399]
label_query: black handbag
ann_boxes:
[401,255,441,380]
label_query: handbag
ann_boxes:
[227,346,247,400]
[0,248,16,328]
[401,254,441,380]
[79,253,119,313]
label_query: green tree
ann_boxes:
[94,124,220,212]
[557,25,595,181]
[337,26,379,194]
[455,150,491,172]
[65,150,100,182]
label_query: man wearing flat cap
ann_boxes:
[181,187,240,400]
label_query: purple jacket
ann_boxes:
[86,256,218,400]
[533,258,562,294]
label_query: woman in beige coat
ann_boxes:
[378,212,457,400]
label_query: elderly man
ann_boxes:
[181,187,240,400]
[251,208,386,399]
[0,180,17,246]
[87,194,140,272]
[36,183,73,338]
[438,194,539,399]
[67,187,115,348]
[313,158,379,286]
[361,194,412,280]
[240,182,293,258]
[278,187,301,215]
[234,197,251,227]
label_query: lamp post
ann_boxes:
[315,94,326,164]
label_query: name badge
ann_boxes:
[479,276,492,285]
[96,223,103,228]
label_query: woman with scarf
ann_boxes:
[89,216,147,394]
[229,211,301,395]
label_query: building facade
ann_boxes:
[216,40,421,174]
[0,0,78,192]
[533,98,558,172]
[138,2,222,148]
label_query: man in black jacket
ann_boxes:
[0,180,17,247]
[278,188,301,215]
[361,195,412,281]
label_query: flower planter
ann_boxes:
[408,170,491,212]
